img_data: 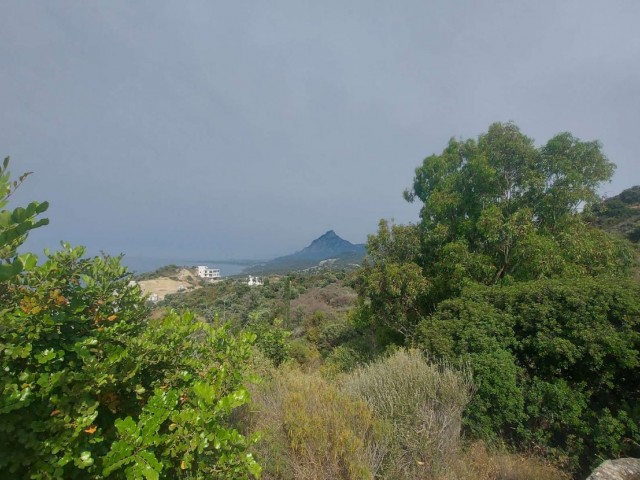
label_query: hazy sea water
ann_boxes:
[121,256,248,277]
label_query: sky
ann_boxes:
[2,1,639,261]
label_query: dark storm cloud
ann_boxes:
[1,1,639,259]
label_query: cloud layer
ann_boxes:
[2,1,638,259]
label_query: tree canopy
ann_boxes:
[357,123,634,340]
[355,123,640,473]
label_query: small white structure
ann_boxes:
[148,293,159,303]
[247,275,263,286]
[196,266,221,280]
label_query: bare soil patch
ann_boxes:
[138,268,200,300]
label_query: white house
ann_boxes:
[196,266,221,280]
[247,275,263,286]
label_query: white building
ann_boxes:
[196,266,221,280]
[247,275,263,286]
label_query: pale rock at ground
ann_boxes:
[586,458,640,480]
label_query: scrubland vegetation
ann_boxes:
[2,123,639,478]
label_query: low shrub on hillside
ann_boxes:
[321,345,365,378]
[439,441,571,480]
[342,349,474,479]
[0,247,260,478]
[247,368,388,480]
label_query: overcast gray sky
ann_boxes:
[2,1,639,260]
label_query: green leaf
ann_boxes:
[136,450,162,479]
[75,451,94,469]
[35,348,57,364]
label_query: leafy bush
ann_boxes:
[287,338,321,371]
[0,157,48,280]
[317,319,356,352]
[0,160,260,478]
[417,277,640,472]
[0,246,260,478]
[249,318,291,367]
[342,349,474,478]
[321,346,365,378]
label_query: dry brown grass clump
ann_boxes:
[341,348,474,478]
[439,441,571,480]
[291,282,357,320]
[242,349,571,480]
[247,367,387,480]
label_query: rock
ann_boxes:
[586,458,640,480]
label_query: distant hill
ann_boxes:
[591,186,640,244]
[244,230,366,274]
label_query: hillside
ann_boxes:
[591,185,640,243]
[136,267,200,301]
[245,230,366,274]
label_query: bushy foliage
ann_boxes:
[249,318,291,367]
[440,441,571,480]
[247,368,387,480]
[417,277,640,471]
[354,221,428,340]
[0,160,260,478]
[0,245,260,478]
[0,157,48,280]
[342,349,474,478]
[353,124,638,475]
[244,353,570,480]
[321,345,365,378]
[357,123,634,341]
[286,338,322,371]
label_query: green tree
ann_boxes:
[354,220,428,340]
[249,318,291,367]
[406,123,629,290]
[355,124,639,472]
[358,123,634,340]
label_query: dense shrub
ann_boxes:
[0,161,260,478]
[0,247,260,478]
[247,368,387,480]
[321,345,365,378]
[417,277,640,472]
[287,338,322,371]
[342,349,474,478]
[249,318,291,366]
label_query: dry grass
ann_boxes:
[341,349,474,478]
[246,367,387,480]
[241,349,571,480]
[291,283,357,320]
[439,441,571,480]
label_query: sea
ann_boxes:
[120,256,249,277]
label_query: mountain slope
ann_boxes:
[591,186,640,244]
[245,230,366,274]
